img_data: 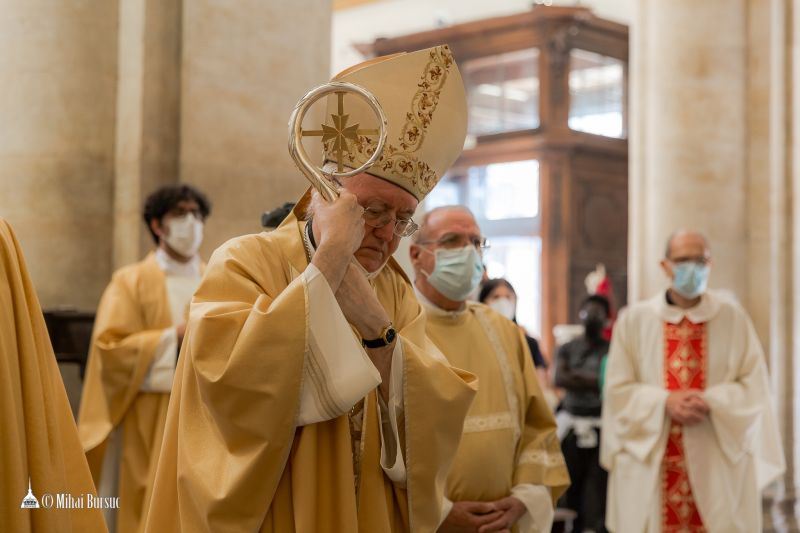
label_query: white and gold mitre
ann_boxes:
[323,45,467,201]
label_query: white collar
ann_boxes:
[648,289,722,324]
[414,286,467,317]
[155,247,201,277]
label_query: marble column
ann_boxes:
[113,0,183,269]
[179,0,332,255]
[0,1,119,309]
[767,0,800,524]
[630,0,800,525]
[629,0,748,305]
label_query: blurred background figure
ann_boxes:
[479,278,554,407]
[601,231,784,532]
[584,264,616,341]
[261,202,295,230]
[78,184,211,532]
[554,295,610,533]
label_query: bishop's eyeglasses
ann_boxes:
[363,206,419,237]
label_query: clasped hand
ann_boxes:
[665,389,709,425]
[438,497,527,533]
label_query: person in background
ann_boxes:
[479,278,548,371]
[554,295,611,533]
[78,184,211,532]
[584,264,616,341]
[601,230,784,532]
[261,202,295,230]
[479,278,556,408]
[411,206,569,533]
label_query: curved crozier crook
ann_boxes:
[288,81,388,202]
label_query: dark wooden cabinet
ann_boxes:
[43,309,95,378]
[361,6,628,355]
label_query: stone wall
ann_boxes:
[0,0,331,309]
[0,1,119,309]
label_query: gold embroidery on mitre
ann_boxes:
[398,46,454,152]
[324,46,455,197]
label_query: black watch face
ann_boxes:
[385,327,397,344]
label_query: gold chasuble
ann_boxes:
[78,253,176,532]
[424,304,569,515]
[143,206,478,533]
[0,218,107,532]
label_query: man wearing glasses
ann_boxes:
[601,229,784,532]
[409,206,569,533]
[144,47,477,533]
[78,184,211,533]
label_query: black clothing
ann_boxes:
[559,428,608,533]
[525,335,547,369]
[554,336,608,418]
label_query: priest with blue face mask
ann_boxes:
[600,229,784,533]
[409,205,569,533]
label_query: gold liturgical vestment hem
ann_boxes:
[0,218,107,533]
[78,253,175,533]
[143,195,477,533]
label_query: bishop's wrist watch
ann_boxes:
[362,323,397,348]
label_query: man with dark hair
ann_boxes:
[554,294,611,533]
[78,183,211,532]
[143,184,211,246]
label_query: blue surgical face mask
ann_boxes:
[422,245,484,301]
[671,261,709,299]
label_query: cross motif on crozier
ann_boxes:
[301,91,379,173]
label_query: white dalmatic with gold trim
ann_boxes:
[420,295,570,531]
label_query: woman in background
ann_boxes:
[479,278,553,403]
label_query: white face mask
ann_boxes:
[422,245,484,302]
[671,261,710,299]
[488,297,516,321]
[164,213,203,258]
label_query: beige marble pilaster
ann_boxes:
[113,0,183,269]
[0,1,119,309]
[179,0,332,256]
[629,0,748,302]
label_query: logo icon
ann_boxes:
[20,478,39,509]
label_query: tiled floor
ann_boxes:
[764,497,800,533]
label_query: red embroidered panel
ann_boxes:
[662,318,706,532]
